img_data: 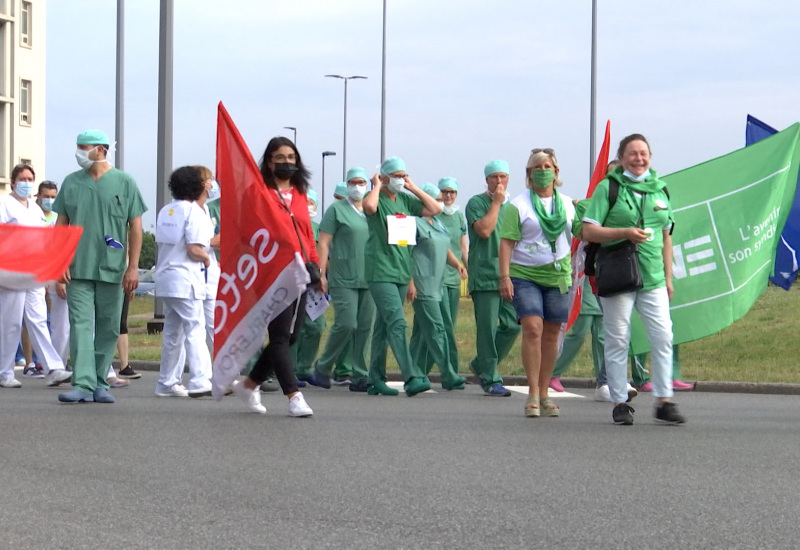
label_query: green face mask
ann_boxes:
[531,169,555,189]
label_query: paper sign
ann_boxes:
[387,215,417,246]
[305,288,329,321]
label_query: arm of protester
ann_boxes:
[363,173,382,216]
[498,238,515,301]
[317,231,333,295]
[406,279,417,303]
[122,216,143,295]
[460,233,469,268]
[406,177,442,217]
[210,233,220,249]
[472,182,505,239]
[186,243,211,268]
[581,222,647,244]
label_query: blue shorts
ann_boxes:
[510,277,569,323]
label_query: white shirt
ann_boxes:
[0,194,47,227]
[155,200,214,299]
[509,190,575,267]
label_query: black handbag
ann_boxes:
[594,239,643,297]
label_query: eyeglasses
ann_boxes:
[271,154,297,162]
[440,189,457,195]
[531,148,555,155]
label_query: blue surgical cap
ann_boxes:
[380,157,406,176]
[334,182,348,198]
[438,177,458,191]
[307,189,318,204]
[77,129,110,146]
[346,167,369,183]
[484,160,509,178]
[421,182,440,199]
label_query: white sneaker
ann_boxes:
[626,382,638,401]
[288,392,313,417]
[594,384,611,402]
[0,377,22,388]
[45,369,73,387]
[232,379,266,413]
[155,384,189,397]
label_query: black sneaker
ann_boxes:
[349,379,369,392]
[612,403,635,425]
[655,402,686,424]
[118,365,142,379]
[260,377,279,393]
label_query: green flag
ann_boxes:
[630,123,800,354]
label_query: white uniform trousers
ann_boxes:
[47,285,70,364]
[0,287,65,380]
[203,296,215,352]
[157,297,212,392]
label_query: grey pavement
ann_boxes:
[3,372,800,549]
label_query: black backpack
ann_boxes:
[583,181,670,276]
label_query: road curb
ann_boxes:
[124,361,800,395]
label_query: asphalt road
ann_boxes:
[3,372,800,549]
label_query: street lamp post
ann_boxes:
[325,75,367,180]
[283,126,297,145]
[321,151,337,214]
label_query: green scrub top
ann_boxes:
[465,193,509,292]
[413,217,451,302]
[365,191,424,284]
[312,220,320,242]
[583,171,673,291]
[207,198,221,261]
[53,168,147,283]
[436,209,466,288]
[319,199,369,289]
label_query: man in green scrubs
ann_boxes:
[54,130,147,403]
[465,160,520,396]
[363,157,442,396]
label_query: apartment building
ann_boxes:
[0,0,45,194]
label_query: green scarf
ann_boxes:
[530,188,567,247]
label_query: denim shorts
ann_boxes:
[510,277,569,323]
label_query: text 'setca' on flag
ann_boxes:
[630,122,800,354]
[211,102,310,399]
[0,224,83,290]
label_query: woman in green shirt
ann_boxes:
[499,149,577,417]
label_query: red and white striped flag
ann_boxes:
[211,102,309,399]
[0,224,83,290]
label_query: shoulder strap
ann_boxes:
[607,179,619,211]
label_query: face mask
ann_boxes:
[207,183,220,201]
[308,205,317,218]
[442,204,458,216]
[531,169,555,189]
[40,198,55,211]
[75,146,100,169]
[623,169,650,182]
[273,163,298,180]
[348,184,367,201]
[387,177,405,193]
[14,181,33,198]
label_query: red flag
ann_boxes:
[563,120,611,332]
[0,224,83,290]
[211,102,309,399]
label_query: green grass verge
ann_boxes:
[127,284,800,383]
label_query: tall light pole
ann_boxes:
[380,0,387,162]
[115,0,124,170]
[321,151,337,214]
[589,0,598,177]
[283,126,297,145]
[325,74,367,180]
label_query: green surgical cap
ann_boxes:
[307,189,318,204]
[334,182,348,198]
[484,160,509,177]
[421,182,440,199]
[346,167,369,183]
[76,129,110,146]
[438,177,458,191]
[380,157,406,176]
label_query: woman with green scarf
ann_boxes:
[582,134,685,426]
[499,148,578,417]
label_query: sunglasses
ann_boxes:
[531,148,555,155]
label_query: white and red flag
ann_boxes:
[211,102,309,399]
[560,120,611,344]
[0,224,83,290]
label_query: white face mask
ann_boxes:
[387,177,405,193]
[207,182,220,201]
[348,184,367,201]
[442,204,458,216]
[13,181,33,198]
[75,146,103,169]
[40,198,55,211]
[308,205,317,218]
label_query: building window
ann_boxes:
[19,157,31,166]
[20,2,31,46]
[20,79,30,125]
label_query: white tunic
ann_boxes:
[0,194,47,227]
[155,200,214,299]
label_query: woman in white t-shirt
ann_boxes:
[0,164,72,388]
[154,166,216,397]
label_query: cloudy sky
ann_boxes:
[45,1,800,230]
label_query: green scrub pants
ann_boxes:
[444,285,461,327]
[420,286,462,375]
[291,312,326,379]
[469,290,520,391]
[66,279,124,393]
[553,312,604,380]
[632,344,681,382]
[409,297,462,387]
[315,287,375,383]
[367,282,426,384]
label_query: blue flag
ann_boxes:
[746,115,800,289]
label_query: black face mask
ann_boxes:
[273,163,298,180]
